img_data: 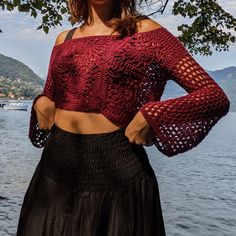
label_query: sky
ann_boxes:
[0,0,235,78]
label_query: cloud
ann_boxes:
[218,0,236,13]
[0,8,18,16]
[0,8,72,43]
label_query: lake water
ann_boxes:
[0,105,235,236]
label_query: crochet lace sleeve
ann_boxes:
[139,28,230,157]
[28,46,56,148]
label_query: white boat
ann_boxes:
[3,102,28,111]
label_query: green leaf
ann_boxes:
[13,0,20,7]
[43,25,49,34]
[36,25,43,30]
[230,36,235,43]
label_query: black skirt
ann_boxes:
[16,123,166,236]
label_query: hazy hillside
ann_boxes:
[162,66,236,112]
[208,67,236,111]
[208,66,236,82]
[0,53,44,99]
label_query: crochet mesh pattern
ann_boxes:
[29,27,230,157]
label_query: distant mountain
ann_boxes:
[0,53,44,99]
[207,66,236,82]
[162,66,236,112]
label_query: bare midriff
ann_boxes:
[54,108,122,134]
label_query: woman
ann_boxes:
[16,0,230,235]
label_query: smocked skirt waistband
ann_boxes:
[39,123,157,192]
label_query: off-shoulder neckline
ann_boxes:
[53,26,166,49]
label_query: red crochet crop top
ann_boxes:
[29,26,230,157]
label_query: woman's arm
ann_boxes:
[32,29,72,129]
[33,96,55,130]
[29,29,79,147]
[139,27,230,157]
[29,45,57,148]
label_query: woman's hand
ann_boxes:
[33,96,55,130]
[124,111,155,146]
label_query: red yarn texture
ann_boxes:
[29,27,230,157]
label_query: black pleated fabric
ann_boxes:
[16,123,166,236]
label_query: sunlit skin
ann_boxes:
[33,0,163,146]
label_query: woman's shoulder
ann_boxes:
[54,28,74,47]
[136,18,163,33]
[52,19,163,47]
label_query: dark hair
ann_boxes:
[66,0,150,39]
